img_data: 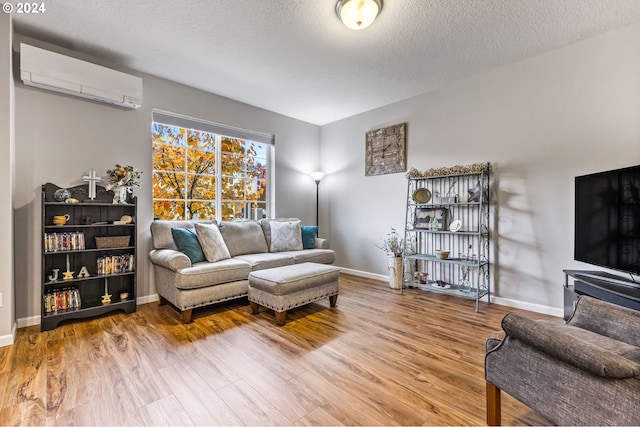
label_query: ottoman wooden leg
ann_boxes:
[275,310,287,326]
[182,309,193,324]
[329,294,338,307]
[250,301,260,314]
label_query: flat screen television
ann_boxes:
[575,165,640,276]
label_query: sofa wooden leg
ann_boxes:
[250,301,260,314]
[158,296,167,306]
[486,382,502,426]
[182,309,193,324]
[275,310,287,326]
[329,294,338,307]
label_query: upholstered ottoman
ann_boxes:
[248,262,339,325]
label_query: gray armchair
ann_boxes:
[485,295,640,426]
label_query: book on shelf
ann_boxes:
[44,232,86,252]
[44,288,81,313]
[97,254,135,275]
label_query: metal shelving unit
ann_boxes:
[401,165,491,311]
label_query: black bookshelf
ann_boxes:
[41,183,137,331]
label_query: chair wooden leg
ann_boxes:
[158,296,167,306]
[182,309,193,324]
[486,382,502,426]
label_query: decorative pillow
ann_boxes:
[270,220,303,252]
[300,226,318,249]
[260,217,298,249]
[195,223,231,262]
[171,227,205,264]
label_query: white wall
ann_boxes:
[0,13,16,344]
[320,22,640,312]
[13,38,321,324]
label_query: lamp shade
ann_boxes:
[335,0,382,30]
[310,171,326,183]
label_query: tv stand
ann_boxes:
[563,270,640,320]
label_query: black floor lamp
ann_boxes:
[309,171,326,235]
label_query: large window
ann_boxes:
[152,111,272,221]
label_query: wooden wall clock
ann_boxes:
[365,123,407,176]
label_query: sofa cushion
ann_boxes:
[174,258,252,290]
[151,219,217,250]
[301,226,318,249]
[277,248,336,265]
[233,253,295,271]
[171,228,205,264]
[195,223,231,262]
[219,221,269,256]
[270,220,303,252]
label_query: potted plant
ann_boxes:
[376,227,407,289]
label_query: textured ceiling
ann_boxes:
[11,0,640,125]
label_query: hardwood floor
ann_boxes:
[0,273,554,426]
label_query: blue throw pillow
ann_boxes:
[301,226,318,249]
[171,227,205,263]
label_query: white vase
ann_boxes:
[112,186,129,204]
[387,256,403,289]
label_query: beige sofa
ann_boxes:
[149,219,335,323]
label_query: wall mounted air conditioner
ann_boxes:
[19,43,142,109]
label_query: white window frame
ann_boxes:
[152,109,274,221]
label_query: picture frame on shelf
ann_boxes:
[414,207,447,230]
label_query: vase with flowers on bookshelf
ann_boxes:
[105,164,142,204]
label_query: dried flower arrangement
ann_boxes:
[376,227,416,257]
[106,164,142,188]
[407,162,490,179]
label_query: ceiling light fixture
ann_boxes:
[335,0,383,30]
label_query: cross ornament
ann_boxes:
[83,170,102,200]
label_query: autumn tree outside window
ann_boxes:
[152,110,273,221]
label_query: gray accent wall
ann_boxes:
[319,22,640,311]
[0,12,16,344]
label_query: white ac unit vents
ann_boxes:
[19,43,142,109]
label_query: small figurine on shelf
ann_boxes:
[460,266,471,293]
[77,266,90,278]
[62,254,74,280]
[101,278,111,305]
[105,164,142,204]
[82,170,102,200]
[48,268,59,282]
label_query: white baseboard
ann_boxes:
[0,322,17,347]
[137,293,159,305]
[339,267,388,283]
[491,296,563,317]
[17,315,40,328]
[339,267,562,317]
